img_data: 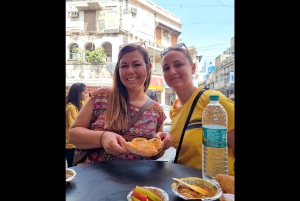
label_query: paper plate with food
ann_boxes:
[66,168,77,184]
[171,177,222,200]
[127,186,169,201]
[125,137,164,157]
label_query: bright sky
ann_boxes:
[150,0,234,68]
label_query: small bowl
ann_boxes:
[127,186,169,201]
[171,177,222,200]
[66,168,77,184]
[220,193,234,201]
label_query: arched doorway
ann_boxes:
[69,43,78,60]
[103,42,112,62]
[85,43,95,51]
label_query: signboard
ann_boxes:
[97,9,120,33]
[136,11,154,37]
[122,13,132,32]
[229,72,234,84]
[149,77,163,91]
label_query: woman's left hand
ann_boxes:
[154,132,173,150]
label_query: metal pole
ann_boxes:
[153,13,156,69]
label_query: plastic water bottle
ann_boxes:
[202,94,228,182]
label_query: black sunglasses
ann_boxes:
[160,43,191,58]
[119,42,146,50]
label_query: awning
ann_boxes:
[148,77,163,91]
[75,2,101,10]
[157,22,182,35]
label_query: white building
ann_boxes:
[197,59,215,82]
[66,0,195,105]
[198,36,234,99]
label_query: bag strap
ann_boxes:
[73,97,152,165]
[127,97,152,129]
[173,88,208,163]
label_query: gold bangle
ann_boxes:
[99,131,107,146]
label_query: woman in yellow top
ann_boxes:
[160,43,235,176]
[66,83,89,167]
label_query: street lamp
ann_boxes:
[196,55,202,62]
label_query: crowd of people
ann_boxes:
[66,42,234,176]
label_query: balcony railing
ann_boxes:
[66,62,115,79]
[69,53,78,60]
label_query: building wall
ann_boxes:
[65,0,186,105]
[198,36,234,97]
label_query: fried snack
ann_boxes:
[148,138,164,150]
[220,193,234,201]
[125,137,163,157]
[215,174,234,194]
[132,138,148,143]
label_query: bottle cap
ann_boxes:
[209,95,220,101]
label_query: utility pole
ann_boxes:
[153,13,156,69]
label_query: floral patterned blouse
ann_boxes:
[83,87,166,163]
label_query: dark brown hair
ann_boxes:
[66,83,86,111]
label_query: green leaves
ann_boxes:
[86,47,106,64]
[74,46,106,64]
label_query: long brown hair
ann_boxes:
[104,44,151,133]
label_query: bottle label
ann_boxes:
[202,126,227,148]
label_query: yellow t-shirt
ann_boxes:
[169,87,235,176]
[66,102,83,149]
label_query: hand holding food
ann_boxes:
[125,138,164,156]
[154,132,173,150]
[215,174,234,194]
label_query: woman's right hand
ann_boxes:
[154,132,173,150]
[101,131,130,156]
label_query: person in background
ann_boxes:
[146,90,158,102]
[160,43,235,176]
[68,42,173,164]
[66,82,89,167]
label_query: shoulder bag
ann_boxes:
[173,88,208,163]
[72,98,152,166]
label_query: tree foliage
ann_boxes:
[86,47,107,64]
[72,46,106,64]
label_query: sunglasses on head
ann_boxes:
[119,42,146,50]
[160,43,191,58]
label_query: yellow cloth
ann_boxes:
[169,87,235,176]
[65,102,84,149]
